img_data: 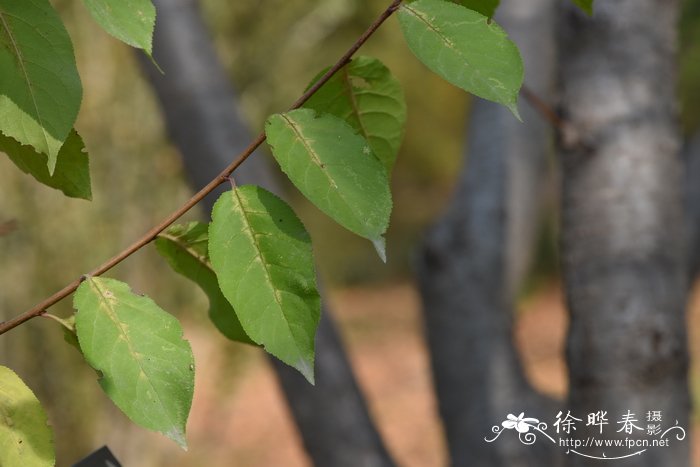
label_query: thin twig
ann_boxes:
[520,85,565,131]
[0,0,404,336]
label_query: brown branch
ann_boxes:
[520,84,564,131]
[0,0,403,336]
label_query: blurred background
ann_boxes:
[1,0,699,465]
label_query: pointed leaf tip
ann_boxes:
[82,0,156,54]
[209,186,321,382]
[297,357,316,385]
[74,277,194,448]
[398,0,523,112]
[507,101,522,122]
[372,237,387,263]
[265,109,392,243]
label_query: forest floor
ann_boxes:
[171,282,700,466]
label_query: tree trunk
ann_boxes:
[416,0,560,465]
[685,131,700,281]
[559,1,690,465]
[138,1,395,465]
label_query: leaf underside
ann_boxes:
[74,277,194,449]
[209,186,320,383]
[304,56,407,173]
[0,129,92,200]
[155,222,255,345]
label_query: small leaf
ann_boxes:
[572,0,593,15]
[0,130,92,200]
[265,109,392,249]
[74,277,194,449]
[398,0,523,116]
[0,366,55,467]
[0,0,82,173]
[455,0,500,18]
[303,56,407,173]
[82,0,156,55]
[155,222,255,345]
[209,186,320,383]
[61,316,82,352]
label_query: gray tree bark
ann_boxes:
[559,1,690,466]
[416,1,560,465]
[138,1,394,466]
[685,131,700,280]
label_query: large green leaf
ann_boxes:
[0,129,91,200]
[0,366,54,467]
[303,56,406,173]
[398,0,523,116]
[456,0,500,18]
[209,186,320,383]
[82,0,156,55]
[0,0,82,174]
[155,222,254,345]
[265,109,392,259]
[572,0,593,15]
[74,277,194,449]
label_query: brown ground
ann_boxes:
[144,282,700,466]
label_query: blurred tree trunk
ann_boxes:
[416,1,560,466]
[685,131,700,280]
[559,1,690,466]
[138,1,394,466]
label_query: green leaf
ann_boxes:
[303,56,407,173]
[155,222,255,345]
[0,130,91,200]
[265,109,392,256]
[572,0,593,15]
[455,0,500,18]
[74,277,194,449]
[0,0,82,174]
[0,366,54,467]
[82,0,156,55]
[398,0,523,117]
[209,186,320,383]
[60,315,82,352]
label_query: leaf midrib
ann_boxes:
[340,67,372,144]
[279,113,369,231]
[0,9,52,156]
[89,279,174,426]
[401,3,505,99]
[158,233,212,272]
[230,189,302,354]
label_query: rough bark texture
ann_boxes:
[559,2,690,466]
[139,1,394,465]
[416,1,559,465]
